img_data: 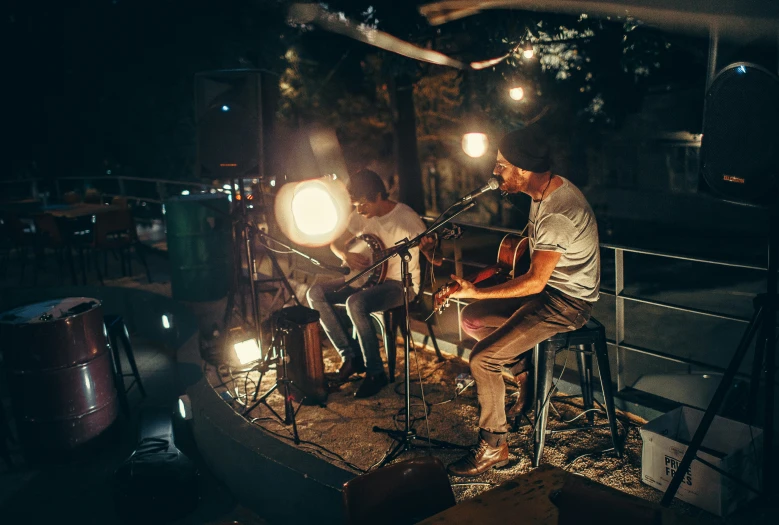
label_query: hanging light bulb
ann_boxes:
[522,43,534,59]
[509,86,524,101]
[461,133,489,158]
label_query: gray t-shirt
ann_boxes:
[528,177,600,302]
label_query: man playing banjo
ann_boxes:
[306,169,431,398]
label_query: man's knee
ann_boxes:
[306,284,324,305]
[344,294,367,319]
[469,345,497,375]
[460,304,482,336]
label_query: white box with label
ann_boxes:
[640,406,762,516]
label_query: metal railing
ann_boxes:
[3,175,769,400]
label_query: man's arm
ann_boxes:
[450,250,561,300]
[330,229,354,261]
[331,229,372,270]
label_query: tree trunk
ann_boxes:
[389,75,425,215]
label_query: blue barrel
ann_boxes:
[165,194,233,301]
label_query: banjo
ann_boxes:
[343,233,389,290]
[342,225,465,290]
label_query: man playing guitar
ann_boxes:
[446,127,601,477]
[306,169,430,398]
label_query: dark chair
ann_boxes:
[32,213,77,285]
[375,260,445,383]
[0,213,36,281]
[105,315,146,415]
[529,316,623,467]
[91,209,152,284]
[342,456,456,525]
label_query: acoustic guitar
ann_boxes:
[432,233,530,314]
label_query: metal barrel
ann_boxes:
[0,298,118,450]
[165,193,233,302]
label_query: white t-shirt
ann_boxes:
[347,202,426,293]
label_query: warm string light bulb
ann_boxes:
[461,133,489,158]
[509,87,524,101]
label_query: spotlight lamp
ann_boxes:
[274,175,351,247]
[509,86,524,101]
[462,133,489,158]
[522,43,534,59]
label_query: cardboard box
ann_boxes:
[640,406,762,516]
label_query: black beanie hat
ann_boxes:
[498,128,551,173]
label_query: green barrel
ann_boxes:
[165,194,233,301]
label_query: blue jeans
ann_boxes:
[306,278,408,376]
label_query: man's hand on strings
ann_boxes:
[344,252,371,270]
[449,275,477,299]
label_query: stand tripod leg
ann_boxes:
[371,252,466,469]
[661,305,764,506]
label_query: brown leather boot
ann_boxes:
[446,439,509,477]
[506,370,532,418]
[328,356,366,383]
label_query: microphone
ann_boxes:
[459,177,500,202]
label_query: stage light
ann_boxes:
[161,314,172,329]
[233,337,262,366]
[274,175,351,247]
[509,86,524,101]
[522,44,534,59]
[462,133,489,158]
[178,395,192,420]
[270,179,276,187]
[221,105,230,112]
[181,190,190,196]
[292,186,339,236]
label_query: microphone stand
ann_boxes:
[253,228,351,278]
[341,200,478,468]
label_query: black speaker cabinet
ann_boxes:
[701,63,779,206]
[195,69,275,179]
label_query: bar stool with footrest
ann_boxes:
[526,316,623,467]
[104,315,146,415]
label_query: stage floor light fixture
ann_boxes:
[274,175,351,247]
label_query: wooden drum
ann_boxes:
[277,305,327,405]
[0,298,118,450]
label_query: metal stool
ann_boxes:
[531,317,622,467]
[105,315,146,414]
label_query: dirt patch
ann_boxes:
[206,335,717,519]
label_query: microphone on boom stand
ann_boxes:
[458,176,501,202]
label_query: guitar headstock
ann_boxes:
[432,280,458,314]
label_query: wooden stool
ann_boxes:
[531,317,622,467]
[105,315,146,414]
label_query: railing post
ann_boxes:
[31,179,39,200]
[615,248,625,392]
[117,177,126,197]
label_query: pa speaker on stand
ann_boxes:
[700,62,779,207]
[663,62,779,508]
[194,69,277,180]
